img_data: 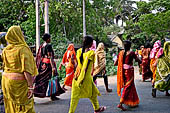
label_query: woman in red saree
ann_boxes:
[59,44,77,90]
[114,41,141,111]
[141,42,152,82]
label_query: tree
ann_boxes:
[122,0,170,48]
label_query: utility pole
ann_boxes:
[83,0,86,37]
[45,0,49,33]
[36,0,40,54]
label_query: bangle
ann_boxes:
[28,87,34,90]
[28,84,35,90]
[28,85,33,88]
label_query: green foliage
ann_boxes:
[51,35,68,58]
[1,0,170,80]
[123,0,170,48]
[106,52,117,76]
[103,24,122,35]
[138,10,170,39]
[0,0,121,48]
[21,4,37,45]
[56,58,66,83]
[0,0,32,31]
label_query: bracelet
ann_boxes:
[28,84,35,90]
[28,87,34,90]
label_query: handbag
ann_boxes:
[46,74,58,97]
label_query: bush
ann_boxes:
[55,58,66,84]
[106,53,117,76]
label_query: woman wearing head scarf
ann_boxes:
[59,44,77,90]
[93,43,112,92]
[152,41,170,97]
[150,40,163,88]
[114,40,141,111]
[90,40,97,51]
[68,35,106,113]
[34,33,65,100]
[1,26,38,113]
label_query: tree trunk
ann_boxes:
[45,0,49,33]
[83,0,86,37]
[36,0,40,54]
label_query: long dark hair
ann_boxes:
[80,35,93,64]
[123,40,131,63]
[144,41,152,48]
[42,33,50,41]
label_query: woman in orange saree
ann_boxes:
[114,41,141,111]
[59,44,77,90]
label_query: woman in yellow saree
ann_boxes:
[59,44,77,90]
[1,26,38,113]
[68,35,106,113]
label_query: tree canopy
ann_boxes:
[123,0,170,48]
[0,0,170,52]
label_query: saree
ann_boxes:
[62,44,76,87]
[150,40,163,82]
[34,43,65,97]
[117,51,139,106]
[150,58,157,81]
[93,43,106,76]
[2,26,38,113]
[141,48,152,81]
[154,42,170,91]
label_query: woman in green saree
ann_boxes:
[153,41,170,97]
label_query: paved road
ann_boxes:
[34,66,170,113]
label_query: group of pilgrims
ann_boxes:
[0,26,170,113]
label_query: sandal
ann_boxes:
[117,104,127,111]
[94,106,106,113]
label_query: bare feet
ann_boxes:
[94,106,106,113]
[117,104,127,111]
